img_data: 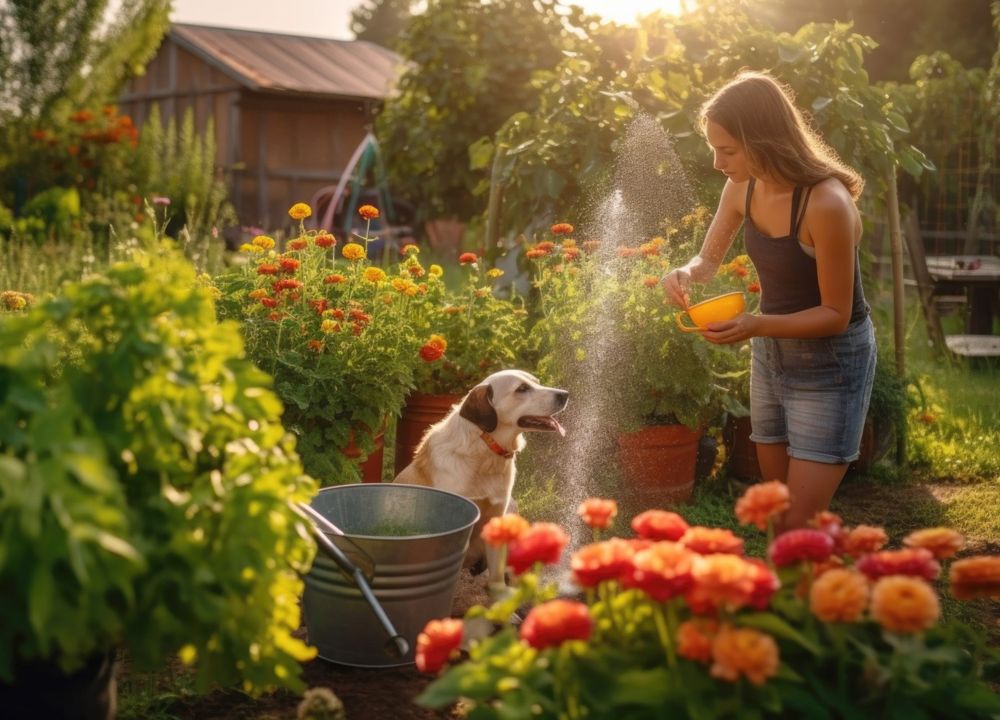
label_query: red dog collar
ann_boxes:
[480,430,514,458]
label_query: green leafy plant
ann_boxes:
[416,489,1000,718]
[215,203,424,485]
[0,247,317,692]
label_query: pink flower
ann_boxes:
[768,529,834,567]
[631,510,689,542]
[856,548,940,582]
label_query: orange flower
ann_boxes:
[307,339,324,352]
[577,498,618,530]
[869,576,940,634]
[260,297,278,309]
[629,542,696,602]
[324,273,345,284]
[315,232,336,248]
[481,513,530,547]
[520,600,592,650]
[747,282,761,293]
[507,522,569,575]
[279,257,300,273]
[257,262,279,275]
[680,527,745,556]
[642,276,659,288]
[710,625,779,686]
[583,240,600,253]
[358,204,380,220]
[252,234,276,250]
[419,342,445,362]
[768,529,833,567]
[342,243,366,261]
[687,554,756,613]
[526,247,549,259]
[407,264,426,277]
[458,252,478,265]
[551,222,574,235]
[841,525,888,557]
[288,238,308,250]
[563,246,581,261]
[734,480,789,531]
[856,548,940,581]
[400,242,419,255]
[288,202,312,220]
[616,246,639,257]
[676,618,717,663]
[415,618,463,673]
[631,510,689,542]
[363,267,387,283]
[571,538,635,588]
[949,555,1000,600]
[809,568,870,623]
[903,527,965,560]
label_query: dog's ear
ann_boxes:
[459,384,498,432]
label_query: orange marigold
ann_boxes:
[415,618,463,674]
[520,599,592,650]
[363,267,387,283]
[481,513,530,547]
[903,527,965,560]
[324,273,346,284]
[809,568,870,623]
[734,480,790,531]
[632,510,689,542]
[279,257,300,273]
[458,252,478,265]
[577,498,618,530]
[629,542,696,602]
[841,525,889,557]
[288,238,308,250]
[288,202,312,220]
[949,555,1000,600]
[869,576,940,634]
[676,619,718,663]
[315,232,336,248]
[507,522,569,575]
[642,276,659,288]
[710,626,779,686]
[526,247,549,259]
[680,526,745,556]
[252,234,276,250]
[551,222,574,235]
[342,243,366,261]
[358,204,380,220]
[571,538,635,588]
[419,342,445,362]
[687,554,756,613]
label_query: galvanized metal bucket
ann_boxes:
[303,483,480,667]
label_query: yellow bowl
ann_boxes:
[675,291,746,332]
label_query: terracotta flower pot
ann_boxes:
[617,424,703,506]
[394,392,463,476]
[340,420,387,484]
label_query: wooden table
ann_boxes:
[924,255,1000,335]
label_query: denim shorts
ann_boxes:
[750,316,877,464]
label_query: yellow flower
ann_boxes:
[487,268,504,279]
[342,243,366,261]
[248,289,268,299]
[288,202,312,220]
[870,576,940,634]
[252,235,275,250]
[178,644,198,665]
[427,334,448,352]
[809,568,870,623]
[239,243,254,253]
[320,319,340,333]
[364,267,387,283]
[429,264,443,277]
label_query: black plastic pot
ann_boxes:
[0,649,117,720]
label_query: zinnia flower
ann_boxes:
[629,542,696,602]
[903,527,965,560]
[363,267,387,283]
[735,480,790,531]
[358,204,380,220]
[571,539,635,588]
[687,554,755,613]
[288,238,308,250]
[415,618,463,673]
[459,252,478,265]
[809,568,870,623]
[342,243,366,261]
[745,558,780,610]
[710,626,779,686]
[841,525,888,557]
[507,522,569,575]
[632,510,689,542]
[279,257,300,273]
[314,232,336,248]
[257,263,279,276]
[526,247,549,259]
[520,600,592,650]
[768,529,834,567]
[578,498,618,530]
[260,297,278,309]
[949,555,1000,600]
[551,222,574,235]
[856,548,940,582]
[869,576,940,634]
[481,514,530,547]
[324,273,345,284]
[681,527,745,556]
[677,619,717,663]
[288,202,312,220]
[419,342,445,362]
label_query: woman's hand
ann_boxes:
[701,313,761,344]
[661,267,692,308]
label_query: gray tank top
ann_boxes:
[744,179,868,324]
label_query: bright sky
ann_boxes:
[170,0,683,39]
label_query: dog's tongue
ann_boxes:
[553,417,566,437]
[520,415,566,435]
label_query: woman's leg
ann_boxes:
[755,441,789,484]
[782,458,848,530]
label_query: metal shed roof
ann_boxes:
[170,23,401,100]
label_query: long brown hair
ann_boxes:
[700,71,864,199]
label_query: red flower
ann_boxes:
[680,527,745,556]
[551,223,574,235]
[288,238,308,251]
[419,342,445,362]
[415,618,463,673]
[768,529,834,567]
[260,297,278,308]
[324,273,346,284]
[520,600,591,650]
[315,232,336,248]
[856,548,940,582]
[349,309,371,324]
[257,263,279,275]
[526,247,549,259]
[309,298,328,314]
[578,498,618,530]
[358,204,380,220]
[273,279,303,292]
[745,558,780,610]
[507,523,569,575]
[279,257,300,273]
[632,510,689,542]
[629,542,696,602]
[458,252,478,265]
[642,276,659,288]
[747,282,761,293]
[570,539,634,588]
[307,339,324,352]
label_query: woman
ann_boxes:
[662,71,877,530]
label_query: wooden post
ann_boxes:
[484,148,505,265]
[902,210,948,357]
[885,167,907,467]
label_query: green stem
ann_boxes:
[654,603,677,669]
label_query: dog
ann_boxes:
[394,370,568,588]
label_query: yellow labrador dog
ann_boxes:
[394,370,568,587]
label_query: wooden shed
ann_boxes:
[118,23,401,230]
